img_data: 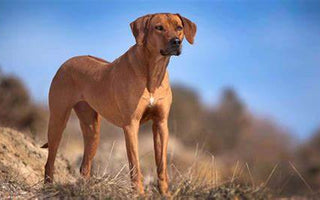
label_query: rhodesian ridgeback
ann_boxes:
[42,13,196,195]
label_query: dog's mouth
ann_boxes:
[160,47,181,56]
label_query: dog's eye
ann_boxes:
[177,26,183,31]
[155,25,164,31]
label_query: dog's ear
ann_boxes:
[130,15,152,45]
[177,14,197,44]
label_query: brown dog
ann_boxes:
[42,13,196,195]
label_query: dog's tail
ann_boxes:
[41,143,48,148]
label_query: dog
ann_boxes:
[42,13,196,195]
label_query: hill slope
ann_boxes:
[0,127,75,198]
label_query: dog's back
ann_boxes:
[48,55,113,110]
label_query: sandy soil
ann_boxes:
[0,127,75,198]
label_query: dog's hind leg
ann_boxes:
[74,101,101,178]
[44,101,72,183]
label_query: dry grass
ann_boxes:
[1,168,271,199]
[0,146,271,200]
[39,178,270,199]
[1,127,319,199]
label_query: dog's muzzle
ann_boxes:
[160,37,182,56]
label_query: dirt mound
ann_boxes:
[0,127,75,197]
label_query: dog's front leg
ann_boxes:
[123,121,144,195]
[152,120,170,196]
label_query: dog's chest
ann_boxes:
[142,93,163,108]
[149,96,155,107]
[145,94,156,107]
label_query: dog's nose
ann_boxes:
[170,38,181,46]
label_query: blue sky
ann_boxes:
[0,0,319,139]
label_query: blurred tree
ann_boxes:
[237,118,293,185]
[296,128,320,190]
[0,72,46,135]
[169,85,206,145]
[168,86,296,193]
[204,88,249,153]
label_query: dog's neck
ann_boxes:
[124,44,170,94]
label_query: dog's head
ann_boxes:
[130,13,197,56]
